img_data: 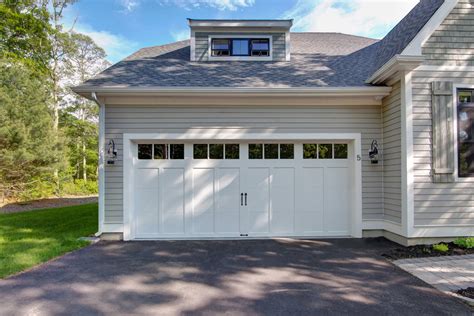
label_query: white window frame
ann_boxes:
[452,83,474,182]
[208,35,273,61]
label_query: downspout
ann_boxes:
[91,92,105,237]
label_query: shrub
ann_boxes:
[433,243,449,253]
[453,237,474,249]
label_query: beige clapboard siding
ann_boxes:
[194,32,286,61]
[411,0,474,226]
[103,104,383,224]
[382,81,402,224]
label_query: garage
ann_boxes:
[123,134,361,240]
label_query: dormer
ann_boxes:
[188,19,293,62]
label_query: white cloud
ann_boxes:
[284,0,419,39]
[119,0,140,12]
[171,29,190,41]
[73,23,139,63]
[159,0,255,11]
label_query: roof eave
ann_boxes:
[72,86,392,100]
[366,55,425,85]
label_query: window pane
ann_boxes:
[458,91,472,103]
[249,144,263,159]
[303,144,318,159]
[170,144,184,159]
[232,39,249,56]
[334,144,348,159]
[225,144,239,159]
[459,143,474,177]
[251,39,269,50]
[138,144,152,159]
[193,144,208,159]
[209,144,224,159]
[318,144,333,159]
[212,39,229,50]
[153,144,167,159]
[280,144,294,159]
[264,144,278,159]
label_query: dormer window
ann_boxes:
[251,39,269,56]
[211,39,230,56]
[209,36,272,60]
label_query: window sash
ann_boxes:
[211,38,270,57]
[457,89,474,177]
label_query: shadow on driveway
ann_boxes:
[0,238,471,315]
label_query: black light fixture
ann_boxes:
[107,139,117,165]
[369,140,379,164]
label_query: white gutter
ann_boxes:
[91,92,105,238]
[366,55,425,85]
[73,86,393,99]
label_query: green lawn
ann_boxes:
[0,203,98,278]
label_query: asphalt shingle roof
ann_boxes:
[77,0,445,89]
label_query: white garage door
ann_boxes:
[130,142,353,239]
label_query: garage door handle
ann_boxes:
[244,193,247,206]
[241,193,243,206]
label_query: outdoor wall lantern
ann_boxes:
[107,139,117,165]
[369,139,379,164]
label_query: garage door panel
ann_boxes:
[216,168,240,234]
[324,167,350,235]
[271,168,295,233]
[296,168,324,233]
[161,168,185,234]
[246,168,270,234]
[134,169,159,236]
[192,168,215,233]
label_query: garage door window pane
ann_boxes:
[334,144,348,159]
[303,144,318,159]
[318,144,333,159]
[280,144,294,159]
[209,144,224,159]
[194,144,208,159]
[225,144,239,159]
[249,144,263,159]
[170,144,184,159]
[264,144,279,159]
[138,144,152,159]
[154,144,167,159]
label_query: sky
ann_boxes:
[63,0,420,63]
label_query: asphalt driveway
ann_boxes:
[0,238,471,315]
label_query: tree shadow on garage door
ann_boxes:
[0,238,471,315]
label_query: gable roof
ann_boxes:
[371,0,445,73]
[75,33,379,89]
[74,0,446,91]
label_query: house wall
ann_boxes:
[412,0,474,227]
[103,103,383,224]
[194,32,286,61]
[382,81,402,224]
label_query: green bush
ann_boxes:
[453,237,474,249]
[61,180,98,196]
[433,243,449,253]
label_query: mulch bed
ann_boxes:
[382,242,474,260]
[0,196,98,214]
[457,287,474,300]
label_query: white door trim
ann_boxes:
[123,132,363,240]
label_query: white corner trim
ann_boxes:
[207,35,273,62]
[91,93,105,236]
[285,31,290,61]
[401,0,459,55]
[401,72,415,238]
[366,55,425,84]
[190,30,196,62]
